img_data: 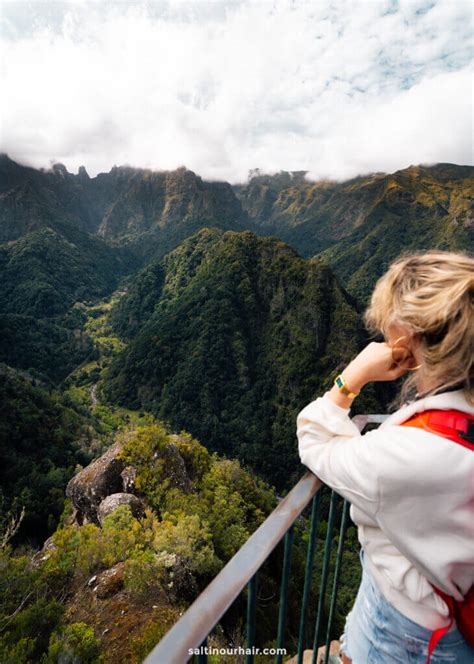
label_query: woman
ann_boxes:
[296,251,474,664]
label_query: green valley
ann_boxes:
[0,155,472,662]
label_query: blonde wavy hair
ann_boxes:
[364,250,474,406]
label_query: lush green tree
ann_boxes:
[0,366,92,541]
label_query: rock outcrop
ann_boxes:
[97,493,145,524]
[30,536,58,569]
[66,443,125,524]
[162,437,194,494]
[121,466,137,492]
[66,433,193,527]
[91,562,126,599]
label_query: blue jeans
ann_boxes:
[340,549,474,663]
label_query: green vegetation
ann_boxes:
[0,226,132,318]
[0,156,471,661]
[0,423,282,662]
[237,164,474,301]
[0,366,93,541]
[44,623,102,664]
[0,419,363,662]
[0,310,93,384]
[0,226,132,383]
[104,228,384,489]
[318,168,474,301]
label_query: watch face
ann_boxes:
[336,376,344,389]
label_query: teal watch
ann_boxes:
[334,374,359,399]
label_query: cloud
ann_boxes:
[0,0,472,182]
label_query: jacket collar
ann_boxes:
[380,389,474,428]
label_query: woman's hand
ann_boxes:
[328,341,417,409]
[344,341,416,391]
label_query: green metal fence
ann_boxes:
[144,414,386,664]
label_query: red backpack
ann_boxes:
[401,409,474,663]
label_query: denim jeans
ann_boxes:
[340,549,474,664]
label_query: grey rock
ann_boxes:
[97,492,145,524]
[66,443,125,525]
[165,436,194,493]
[121,465,137,492]
[94,562,125,599]
[29,536,57,569]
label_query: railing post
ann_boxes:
[275,525,294,664]
[323,499,350,664]
[311,489,337,664]
[246,572,258,664]
[297,492,321,663]
[196,636,207,664]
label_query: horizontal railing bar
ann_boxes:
[144,471,322,664]
[352,414,387,429]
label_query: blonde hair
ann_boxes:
[364,250,474,406]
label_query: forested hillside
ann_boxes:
[234,163,474,300]
[104,228,384,488]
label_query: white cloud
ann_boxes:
[0,0,472,182]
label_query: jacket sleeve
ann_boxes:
[296,391,381,517]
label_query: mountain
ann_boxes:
[96,166,251,257]
[0,226,131,318]
[0,311,93,383]
[103,228,384,489]
[0,156,132,381]
[0,154,254,259]
[0,154,104,240]
[318,164,474,300]
[234,163,474,299]
[3,155,471,303]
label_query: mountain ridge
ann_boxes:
[2,154,471,286]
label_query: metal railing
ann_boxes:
[144,414,387,664]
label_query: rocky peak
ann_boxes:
[52,162,70,178]
[78,165,90,180]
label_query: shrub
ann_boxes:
[43,622,101,663]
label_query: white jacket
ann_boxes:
[296,388,474,630]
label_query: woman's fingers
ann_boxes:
[391,344,410,364]
[343,340,417,387]
[387,355,416,379]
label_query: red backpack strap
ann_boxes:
[401,408,474,663]
[401,409,474,451]
[425,587,455,664]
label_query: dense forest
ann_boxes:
[0,155,472,662]
[103,227,385,488]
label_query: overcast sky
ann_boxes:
[0,0,472,182]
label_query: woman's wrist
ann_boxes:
[340,363,369,394]
[326,340,413,410]
[328,364,368,409]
